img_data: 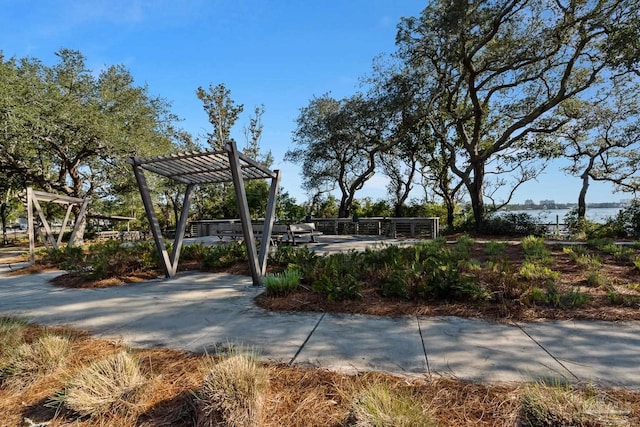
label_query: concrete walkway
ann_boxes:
[1,265,639,389]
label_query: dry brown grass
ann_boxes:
[2,334,71,391]
[350,378,437,426]
[60,350,149,418]
[195,350,267,427]
[0,322,639,427]
[519,381,634,426]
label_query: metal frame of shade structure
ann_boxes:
[129,141,281,286]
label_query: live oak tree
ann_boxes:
[0,49,180,240]
[561,77,640,219]
[396,0,640,230]
[286,94,393,218]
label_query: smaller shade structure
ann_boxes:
[129,141,281,285]
[25,188,89,263]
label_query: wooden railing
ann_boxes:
[308,217,440,239]
[190,217,440,240]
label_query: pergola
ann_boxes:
[129,141,281,286]
[25,187,89,262]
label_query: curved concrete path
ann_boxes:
[1,264,639,389]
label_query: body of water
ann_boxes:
[501,207,623,224]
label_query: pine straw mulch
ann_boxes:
[2,324,640,427]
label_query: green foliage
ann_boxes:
[452,235,475,259]
[201,242,248,271]
[519,262,559,282]
[269,245,318,272]
[614,200,640,238]
[263,269,301,297]
[351,380,436,427]
[586,271,607,287]
[180,242,211,262]
[0,50,181,229]
[634,257,640,272]
[310,252,362,301]
[484,241,508,258]
[87,241,147,279]
[44,246,86,272]
[598,243,636,263]
[43,241,160,279]
[560,288,590,308]
[521,236,553,265]
[476,213,547,237]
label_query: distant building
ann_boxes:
[524,199,535,206]
[539,199,556,208]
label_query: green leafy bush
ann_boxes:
[519,262,559,282]
[484,241,508,258]
[311,252,362,301]
[201,242,248,271]
[263,269,301,297]
[180,242,211,261]
[43,246,87,273]
[477,213,547,237]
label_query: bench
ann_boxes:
[286,223,322,245]
[215,223,288,245]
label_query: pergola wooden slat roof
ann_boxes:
[129,142,281,285]
[132,149,277,184]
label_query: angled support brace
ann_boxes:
[131,158,194,278]
[258,170,281,276]
[68,198,89,246]
[168,183,194,277]
[131,159,173,278]
[226,141,261,286]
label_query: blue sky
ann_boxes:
[0,0,626,205]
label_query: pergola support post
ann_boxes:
[259,170,281,276]
[169,184,194,277]
[131,160,173,278]
[25,188,89,263]
[226,141,261,286]
[130,148,280,284]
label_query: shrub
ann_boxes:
[201,241,248,271]
[197,352,267,427]
[416,255,488,301]
[61,351,147,417]
[634,257,640,272]
[263,269,301,297]
[586,270,607,287]
[477,212,547,237]
[560,288,590,308]
[519,262,559,282]
[44,245,87,272]
[614,199,640,238]
[520,381,631,426]
[351,380,436,427]
[87,240,148,279]
[565,208,623,239]
[599,243,636,263]
[269,245,319,275]
[484,241,508,258]
[521,236,550,260]
[180,242,211,262]
[311,252,362,301]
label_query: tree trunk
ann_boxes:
[443,196,455,231]
[394,203,404,218]
[1,204,8,245]
[468,164,486,231]
[578,172,589,219]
